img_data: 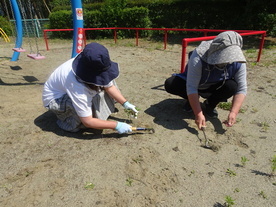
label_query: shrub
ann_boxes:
[49,10,73,38]
[0,16,12,36]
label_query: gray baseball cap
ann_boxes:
[196,31,246,65]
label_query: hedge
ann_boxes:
[48,0,275,37]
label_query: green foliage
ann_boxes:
[48,0,276,37]
[0,16,12,36]
[271,155,276,175]
[225,195,235,207]
[241,156,249,167]
[49,10,73,38]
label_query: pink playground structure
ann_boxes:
[43,27,266,72]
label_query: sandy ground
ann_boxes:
[0,36,275,207]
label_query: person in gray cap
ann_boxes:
[43,42,138,134]
[164,31,247,130]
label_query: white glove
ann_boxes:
[123,101,138,118]
[115,122,132,134]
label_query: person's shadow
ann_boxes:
[34,111,129,140]
[144,98,198,135]
[144,98,227,135]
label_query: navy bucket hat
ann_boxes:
[72,42,119,86]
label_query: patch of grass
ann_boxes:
[241,156,249,167]
[226,169,237,177]
[234,188,240,193]
[258,191,268,199]
[84,182,95,190]
[270,155,276,176]
[245,49,257,54]
[132,156,143,164]
[258,121,270,132]
[217,102,246,113]
[224,195,235,207]
[126,178,133,186]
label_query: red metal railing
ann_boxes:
[180,30,267,72]
[43,28,266,72]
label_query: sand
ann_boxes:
[0,36,275,207]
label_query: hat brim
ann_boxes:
[207,45,246,65]
[72,53,119,86]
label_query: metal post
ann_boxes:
[71,0,84,58]
[10,0,23,61]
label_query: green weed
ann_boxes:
[84,182,95,190]
[241,156,249,167]
[217,102,245,113]
[126,178,133,186]
[258,191,268,199]
[271,155,276,176]
[224,195,235,207]
[226,169,236,177]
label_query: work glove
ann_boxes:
[123,101,139,118]
[115,122,132,134]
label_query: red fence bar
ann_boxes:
[181,30,267,73]
[43,27,257,51]
[42,28,266,68]
[43,29,73,51]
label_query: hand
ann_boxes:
[224,111,237,127]
[195,113,206,130]
[115,122,132,134]
[123,101,138,118]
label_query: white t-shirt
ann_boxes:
[42,58,113,117]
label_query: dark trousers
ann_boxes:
[164,76,238,108]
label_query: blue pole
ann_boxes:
[71,0,84,58]
[10,0,23,61]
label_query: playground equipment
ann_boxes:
[71,0,84,57]
[0,28,10,42]
[10,0,24,61]
[9,0,45,61]
[10,0,83,60]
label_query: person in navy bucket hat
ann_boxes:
[43,42,138,134]
[72,42,119,85]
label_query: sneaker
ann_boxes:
[204,100,218,118]
[183,101,192,112]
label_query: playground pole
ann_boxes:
[71,0,84,58]
[10,0,23,61]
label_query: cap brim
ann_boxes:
[72,53,119,86]
[207,45,246,65]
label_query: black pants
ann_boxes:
[164,76,238,108]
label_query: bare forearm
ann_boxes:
[188,93,202,116]
[188,93,206,129]
[105,85,126,105]
[80,117,117,129]
[231,93,246,115]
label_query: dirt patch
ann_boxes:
[0,37,275,206]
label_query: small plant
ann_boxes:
[270,155,276,176]
[218,102,232,110]
[258,191,268,199]
[226,169,236,177]
[234,188,240,193]
[224,195,235,207]
[84,182,95,190]
[241,156,249,167]
[258,121,270,132]
[126,178,133,186]
[132,156,143,164]
[124,107,141,120]
[251,108,258,113]
[188,170,195,177]
[217,102,245,113]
